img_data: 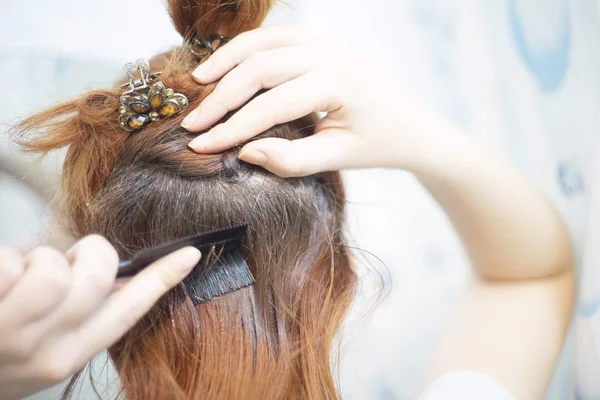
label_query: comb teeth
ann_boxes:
[117,225,248,278]
[184,249,254,305]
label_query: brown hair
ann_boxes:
[14,1,358,399]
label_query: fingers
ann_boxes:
[238,129,360,177]
[189,73,343,153]
[0,247,24,299]
[110,276,133,294]
[0,247,71,326]
[74,247,201,363]
[182,45,316,132]
[51,235,118,327]
[192,25,313,84]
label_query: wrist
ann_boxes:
[385,114,480,180]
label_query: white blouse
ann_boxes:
[418,372,515,400]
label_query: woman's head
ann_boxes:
[15,1,358,399]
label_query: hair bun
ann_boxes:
[168,0,275,39]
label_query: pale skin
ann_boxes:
[0,238,201,400]
[183,26,575,399]
[0,25,573,400]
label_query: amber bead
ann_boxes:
[159,102,178,117]
[128,102,150,114]
[150,94,163,109]
[127,114,151,130]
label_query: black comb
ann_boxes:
[117,225,254,304]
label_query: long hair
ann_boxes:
[13,1,358,399]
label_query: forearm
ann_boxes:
[411,118,575,398]
[401,117,572,280]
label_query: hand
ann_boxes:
[0,236,201,399]
[183,26,445,177]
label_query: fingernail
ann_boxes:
[181,109,201,129]
[178,247,201,274]
[192,60,213,81]
[188,134,210,152]
[238,149,268,166]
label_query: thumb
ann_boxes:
[238,130,358,177]
[74,246,202,363]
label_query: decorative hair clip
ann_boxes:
[185,33,230,61]
[118,59,189,132]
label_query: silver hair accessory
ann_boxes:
[185,33,230,61]
[118,59,189,132]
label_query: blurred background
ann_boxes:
[1,0,599,399]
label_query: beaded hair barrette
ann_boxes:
[118,59,189,132]
[118,33,230,132]
[185,33,230,61]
